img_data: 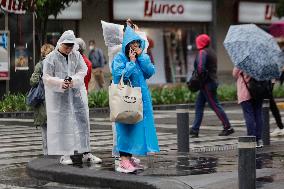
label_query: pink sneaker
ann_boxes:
[116,159,136,173]
[130,158,144,170]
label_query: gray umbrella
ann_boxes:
[224,24,283,80]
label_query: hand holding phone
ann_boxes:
[63,76,73,89]
[129,47,136,62]
[134,47,142,56]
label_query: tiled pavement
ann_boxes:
[1,109,284,171]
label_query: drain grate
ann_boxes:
[191,144,237,153]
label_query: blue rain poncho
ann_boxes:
[42,30,90,155]
[111,26,160,156]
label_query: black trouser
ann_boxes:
[270,96,284,129]
[270,84,283,129]
[119,151,132,157]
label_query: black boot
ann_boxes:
[218,128,235,136]
[190,128,199,138]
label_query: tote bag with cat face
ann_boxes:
[109,77,143,124]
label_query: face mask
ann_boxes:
[89,46,94,50]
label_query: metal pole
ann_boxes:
[176,104,189,152]
[32,13,35,68]
[262,99,270,146]
[211,0,217,51]
[5,12,9,94]
[238,136,256,189]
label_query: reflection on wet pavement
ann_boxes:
[1,150,284,188]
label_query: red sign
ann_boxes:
[0,0,34,14]
[0,72,8,77]
[264,4,275,20]
[144,0,184,17]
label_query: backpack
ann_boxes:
[186,52,209,92]
[241,74,272,100]
[186,70,208,92]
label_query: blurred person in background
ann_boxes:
[30,43,54,155]
[88,40,106,90]
[76,38,92,93]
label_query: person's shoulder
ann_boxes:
[113,52,127,62]
[34,61,42,70]
[70,50,82,60]
[83,55,92,65]
[204,48,216,54]
[43,51,55,63]
[73,50,81,56]
[114,52,125,58]
[97,48,104,53]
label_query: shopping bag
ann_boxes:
[27,79,45,107]
[109,76,143,124]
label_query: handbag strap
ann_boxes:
[240,72,253,97]
[240,73,249,90]
[40,61,44,79]
[119,74,133,88]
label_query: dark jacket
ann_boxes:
[194,48,218,84]
[88,48,105,69]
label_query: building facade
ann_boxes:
[0,0,280,96]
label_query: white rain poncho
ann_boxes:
[42,30,90,155]
[101,20,149,72]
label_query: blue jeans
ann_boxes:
[192,82,231,131]
[240,99,263,141]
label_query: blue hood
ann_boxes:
[122,26,145,54]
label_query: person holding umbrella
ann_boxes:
[189,34,234,138]
[233,68,264,147]
[224,24,284,142]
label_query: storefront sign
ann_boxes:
[0,31,9,80]
[0,0,27,14]
[239,1,283,24]
[113,0,212,22]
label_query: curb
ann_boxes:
[0,101,239,118]
[2,98,284,117]
[0,111,34,119]
[27,157,192,189]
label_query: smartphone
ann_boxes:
[64,76,72,82]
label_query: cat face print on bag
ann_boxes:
[122,95,137,104]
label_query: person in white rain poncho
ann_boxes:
[42,30,102,165]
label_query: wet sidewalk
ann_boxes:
[27,142,284,189]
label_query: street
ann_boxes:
[0,105,284,188]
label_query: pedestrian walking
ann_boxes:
[270,41,284,136]
[76,38,92,93]
[88,40,106,90]
[111,26,160,173]
[42,30,102,165]
[233,67,264,147]
[30,43,54,155]
[189,34,234,138]
[270,80,284,136]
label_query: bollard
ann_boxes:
[262,99,270,146]
[176,104,189,152]
[238,136,256,189]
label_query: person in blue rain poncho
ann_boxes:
[111,26,160,173]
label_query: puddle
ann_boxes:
[60,151,284,176]
[2,150,284,188]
